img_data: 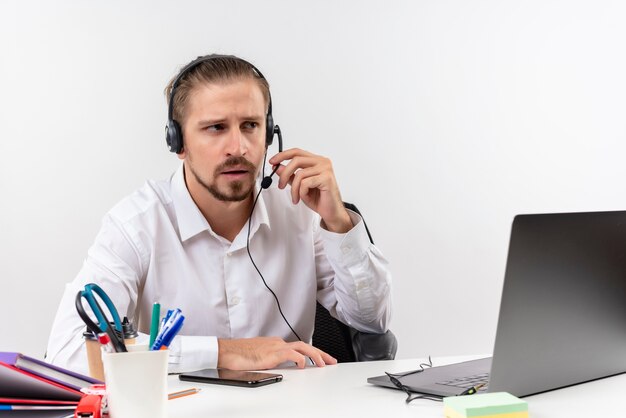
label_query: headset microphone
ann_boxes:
[261,175,274,190]
[261,125,283,189]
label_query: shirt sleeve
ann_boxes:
[45,214,219,374]
[166,335,219,372]
[315,209,393,333]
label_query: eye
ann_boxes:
[206,123,225,132]
[242,121,259,130]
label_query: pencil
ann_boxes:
[168,388,201,400]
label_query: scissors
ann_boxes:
[75,283,127,353]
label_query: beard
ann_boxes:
[188,155,258,202]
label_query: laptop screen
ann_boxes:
[489,210,626,396]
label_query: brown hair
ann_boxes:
[164,54,271,124]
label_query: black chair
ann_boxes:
[312,202,397,362]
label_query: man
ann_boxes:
[47,54,392,374]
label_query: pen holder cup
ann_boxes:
[84,335,137,381]
[102,345,168,418]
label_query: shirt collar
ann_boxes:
[171,163,271,244]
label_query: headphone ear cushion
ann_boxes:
[166,120,183,154]
[265,114,274,147]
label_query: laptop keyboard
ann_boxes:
[437,373,489,391]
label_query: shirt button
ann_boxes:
[226,252,232,257]
[231,296,241,306]
[342,246,352,254]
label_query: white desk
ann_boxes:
[166,357,626,417]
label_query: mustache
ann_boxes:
[215,156,257,173]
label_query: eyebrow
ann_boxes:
[196,119,225,127]
[196,115,264,127]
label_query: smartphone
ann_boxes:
[179,369,283,387]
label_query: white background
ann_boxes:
[1,0,626,361]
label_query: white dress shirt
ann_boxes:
[46,164,392,375]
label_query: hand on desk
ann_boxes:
[217,337,338,370]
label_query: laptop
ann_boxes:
[368,210,626,397]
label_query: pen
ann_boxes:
[151,309,183,350]
[162,309,175,324]
[459,383,486,396]
[153,314,185,350]
[168,388,201,400]
[149,302,161,348]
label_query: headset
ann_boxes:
[165,55,282,175]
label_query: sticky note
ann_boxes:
[443,392,528,418]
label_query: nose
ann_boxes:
[225,127,247,156]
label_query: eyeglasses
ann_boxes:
[384,356,442,403]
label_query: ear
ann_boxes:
[177,147,186,160]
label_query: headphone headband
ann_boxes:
[165,54,276,154]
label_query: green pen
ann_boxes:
[149,302,161,348]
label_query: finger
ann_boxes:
[288,342,332,367]
[306,353,325,367]
[269,148,315,165]
[320,350,338,365]
[273,164,295,190]
[276,156,320,189]
[286,342,326,367]
[280,157,316,188]
[280,349,307,368]
[290,167,321,204]
[291,341,337,366]
[305,347,337,367]
[299,174,327,203]
[308,351,327,367]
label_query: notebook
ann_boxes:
[368,210,626,397]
